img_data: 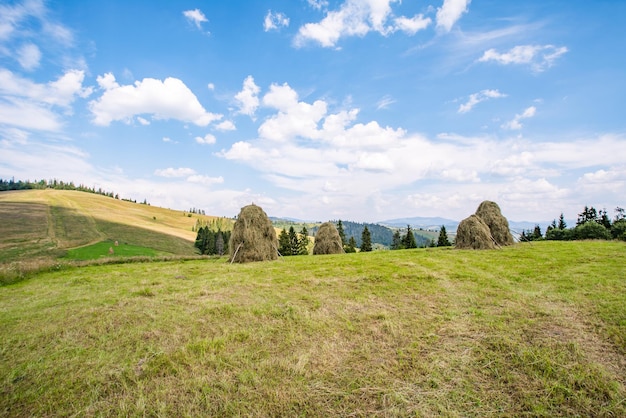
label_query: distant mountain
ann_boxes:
[378,216,459,231]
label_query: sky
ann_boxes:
[1,0,625,223]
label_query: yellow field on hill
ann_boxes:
[0,189,229,260]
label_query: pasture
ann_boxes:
[1,241,625,416]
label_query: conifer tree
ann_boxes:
[336,220,346,246]
[298,227,310,255]
[391,230,402,250]
[360,225,372,252]
[278,228,291,256]
[288,226,300,256]
[437,225,451,247]
[403,225,417,249]
[345,236,357,253]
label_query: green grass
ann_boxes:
[63,240,168,260]
[1,241,625,416]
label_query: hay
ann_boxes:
[475,200,514,246]
[228,204,278,263]
[455,214,496,250]
[313,222,344,255]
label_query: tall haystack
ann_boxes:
[455,214,496,250]
[475,200,514,246]
[229,204,278,263]
[313,222,344,255]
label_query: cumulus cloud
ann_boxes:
[183,9,208,31]
[264,10,289,32]
[187,174,224,185]
[436,0,471,32]
[215,120,236,131]
[458,89,506,113]
[154,167,196,178]
[234,75,260,117]
[154,167,223,186]
[478,44,568,72]
[89,73,222,126]
[307,0,329,10]
[502,106,536,130]
[0,68,91,131]
[195,134,216,145]
[394,14,432,35]
[294,0,431,48]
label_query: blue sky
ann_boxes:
[1,0,625,223]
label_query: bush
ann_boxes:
[545,228,573,241]
[611,219,626,241]
[572,222,610,240]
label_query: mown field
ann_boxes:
[0,189,222,266]
[1,241,625,417]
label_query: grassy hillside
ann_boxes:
[1,241,625,416]
[0,189,228,262]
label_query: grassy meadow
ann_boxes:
[1,241,625,416]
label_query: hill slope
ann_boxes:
[0,189,225,261]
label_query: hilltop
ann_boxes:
[0,189,224,262]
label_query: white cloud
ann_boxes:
[195,134,216,145]
[0,68,91,108]
[215,84,626,221]
[234,75,260,117]
[307,0,329,10]
[394,15,432,35]
[458,89,506,113]
[436,0,471,32]
[502,106,536,130]
[294,0,430,48]
[137,117,150,126]
[478,44,568,72]
[154,167,196,178]
[183,9,208,31]
[0,68,91,131]
[89,73,222,126]
[16,43,41,70]
[207,83,215,90]
[215,120,236,131]
[264,11,290,32]
[187,174,224,185]
[376,95,396,110]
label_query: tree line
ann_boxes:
[0,177,151,205]
[194,227,231,256]
[520,206,626,242]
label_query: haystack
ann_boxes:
[229,204,278,263]
[475,200,514,246]
[313,222,344,255]
[455,214,496,250]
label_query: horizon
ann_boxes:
[1,0,625,223]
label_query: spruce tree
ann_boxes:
[437,225,451,247]
[558,213,567,229]
[278,228,291,256]
[360,226,372,252]
[391,230,402,250]
[216,231,225,256]
[298,227,310,255]
[345,236,357,253]
[336,220,346,246]
[288,226,300,256]
[403,225,417,249]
